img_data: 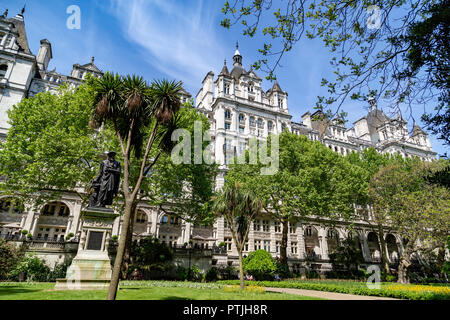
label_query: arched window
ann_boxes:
[0,64,7,78]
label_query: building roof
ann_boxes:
[230,65,246,82]
[4,12,31,54]
[219,60,230,77]
[412,124,427,136]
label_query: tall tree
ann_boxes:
[369,161,450,284]
[346,148,407,275]
[226,131,366,270]
[212,182,263,289]
[221,0,449,143]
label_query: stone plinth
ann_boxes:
[55,207,118,290]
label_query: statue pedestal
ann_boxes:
[55,207,118,290]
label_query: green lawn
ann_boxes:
[0,281,325,300]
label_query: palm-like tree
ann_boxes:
[91,74,184,300]
[213,182,263,289]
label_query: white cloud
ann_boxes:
[108,0,226,88]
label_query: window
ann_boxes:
[276,241,281,253]
[254,239,261,250]
[239,114,245,123]
[225,123,231,130]
[136,211,146,223]
[0,64,7,78]
[291,242,298,254]
[305,226,313,237]
[250,117,256,127]
[262,220,270,232]
[225,109,231,120]
[160,215,168,224]
[225,237,232,251]
[253,220,261,231]
[263,240,271,252]
[274,222,281,233]
[281,123,286,131]
[224,83,230,94]
[248,85,254,93]
[223,219,228,229]
[239,126,244,133]
[244,240,249,252]
[170,216,179,225]
[289,223,296,234]
[257,118,264,129]
[278,98,283,108]
[268,121,274,132]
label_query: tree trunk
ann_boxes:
[107,198,134,300]
[122,203,138,279]
[377,224,390,275]
[397,249,411,284]
[437,244,446,275]
[280,218,289,267]
[238,250,245,289]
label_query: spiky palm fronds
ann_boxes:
[91,72,123,122]
[150,79,183,125]
[123,75,150,115]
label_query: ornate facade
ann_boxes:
[0,9,439,272]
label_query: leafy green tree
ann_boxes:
[129,236,174,277]
[0,76,216,299]
[328,237,364,278]
[226,131,366,270]
[221,0,449,143]
[10,254,51,282]
[243,250,277,280]
[0,239,25,280]
[346,148,407,275]
[212,182,263,289]
[370,162,450,284]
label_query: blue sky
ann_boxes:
[2,0,447,156]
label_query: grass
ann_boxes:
[0,281,325,300]
[217,279,450,300]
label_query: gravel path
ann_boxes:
[265,287,400,300]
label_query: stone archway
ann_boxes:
[133,209,151,237]
[386,234,399,263]
[0,197,25,237]
[326,228,340,254]
[35,201,71,241]
[367,232,381,261]
[304,226,320,258]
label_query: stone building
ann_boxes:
[0,9,440,273]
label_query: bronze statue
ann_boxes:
[89,151,121,208]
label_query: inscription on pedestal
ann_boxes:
[87,231,104,250]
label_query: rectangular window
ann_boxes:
[253,220,261,231]
[262,220,270,232]
[224,83,230,95]
[291,242,298,254]
[239,126,244,133]
[276,241,281,253]
[254,239,261,250]
[263,240,271,252]
[244,241,249,252]
[225,237,232,251]
[225,123,231,130]
[289,223,296,234]
[274,223,281,233]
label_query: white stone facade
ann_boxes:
[0,10,439,271]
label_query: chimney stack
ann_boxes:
[37,39,52,71]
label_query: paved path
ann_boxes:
[265,287,400,300]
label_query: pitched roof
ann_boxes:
[219,61,230,76]
[412,124,427,136]
[5,14,31,54]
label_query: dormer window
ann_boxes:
[278,97,283,108]
[224,83,230,95]
[0,64,8,78]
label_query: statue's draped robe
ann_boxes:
[93,159,121,206]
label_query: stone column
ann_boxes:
[69,201,83,236]
[30,213,40,236]
[270,220,276,254]
[298,225,306,259]
[319,228,329,260]
[360,232,371,262]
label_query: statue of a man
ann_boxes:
[89,151,121,208]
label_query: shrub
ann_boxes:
[243,250,276,281]
[0,239,25,280]
[21,230,29,235]
[188,265,203,282]
[111,235,118,242]
[10,254,51,282]
[204,268,219,282]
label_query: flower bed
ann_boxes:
[217,280,450,300]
